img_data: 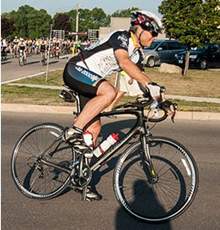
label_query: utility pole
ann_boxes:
[76,4,80,42]
[46,24,53,82]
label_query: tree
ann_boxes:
[53,13,72,33]
[13,5,36,38]
[1,17,15,38]
[111,7,140,17]
[159,0,220,75]
[1,5,52,39]
[199,0,220,43]
[68,7,110,32]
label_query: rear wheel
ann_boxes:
[114,136,199,223]
[11,123,74,199]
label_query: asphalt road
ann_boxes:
[1,54,68,83]
[2,111,220,230]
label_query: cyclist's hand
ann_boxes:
[128,77,133,85]
[145,82,164,99]
[160,100,178,122]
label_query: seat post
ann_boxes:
[74,91,81,114]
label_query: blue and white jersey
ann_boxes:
[69,30,141,78]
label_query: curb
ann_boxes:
[2,103,220,121]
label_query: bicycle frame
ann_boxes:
[90,109,149,172]
[71,89,154,174]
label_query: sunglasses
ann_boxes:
[150,31,158,37]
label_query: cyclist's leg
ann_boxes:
[75,94,102,144]
[63,63,117,131]
[74,80,116,130]
[24,51,27,61]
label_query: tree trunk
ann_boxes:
[183,51,190,76]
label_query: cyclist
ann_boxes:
[39,37,47,62]
[62,10,173,200]
[18,38,27,61]
[13,36,19,56]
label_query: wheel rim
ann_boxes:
[11,124,73,199]
[114,138,198,222]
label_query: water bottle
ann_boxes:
[93,133,119,158]
[83,131,94,158]
[151,100,159,117]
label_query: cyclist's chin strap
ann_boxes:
[130,31,144,49]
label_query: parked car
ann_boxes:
[175,43,220,69]
[142,40,187,67]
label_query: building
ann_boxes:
[99,17,167,40]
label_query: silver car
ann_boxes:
[142,40,187,67]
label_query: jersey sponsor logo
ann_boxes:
[75,66,100,82]
[117,34,128,49]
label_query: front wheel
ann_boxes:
[18,55,24,66]
[113,136,199,223]
[11,123,74,199]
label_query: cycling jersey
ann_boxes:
[13,39,19,46]
[40,42,47,51]
[64,30,143,108]
[18,42,26,51]
[68,30,141,78]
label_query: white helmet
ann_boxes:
[131,10,163,36]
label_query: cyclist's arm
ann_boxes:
[115,49,151,86]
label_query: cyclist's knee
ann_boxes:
[97,82,117,105]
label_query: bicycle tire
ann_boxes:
[11,123,74,199]
[113,136,199,223]
[18,55,24,66]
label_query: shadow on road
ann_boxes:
[115,178,172,229]
[25,61,41,65]
[48,61,59,65]
[115,182,172,229]
[1,61,12,65]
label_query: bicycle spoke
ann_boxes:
[12,124,74,199]
[114,137,198,222]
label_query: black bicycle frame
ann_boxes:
[90,108,148,172]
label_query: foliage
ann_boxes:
[1,5,52,39]
[111,7,140,17]
[159,0,220,47]
[1,17,15,38]
[53,13,72,33]
[199,0,220,43]
[68,7,110,32]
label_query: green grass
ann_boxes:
[1,68,220,112]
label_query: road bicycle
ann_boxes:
[41,51,46,66]
[11,85,199,223]
[18,50,26,66]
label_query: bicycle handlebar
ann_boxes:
[60,85,177,124]
[113,98,169,123]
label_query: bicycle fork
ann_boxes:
[140,128,158,183]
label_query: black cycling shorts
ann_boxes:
[63,62,106,109]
